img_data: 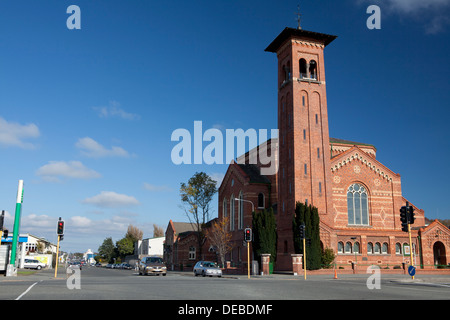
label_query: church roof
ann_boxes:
[265,27,337,53]
[237,163,272,184]
[330,137,376,149]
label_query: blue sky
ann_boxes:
[0,0,449,253]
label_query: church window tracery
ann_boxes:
[347,183,369,226]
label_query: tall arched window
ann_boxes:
[338,241,344,254]
[223,198,228,218]
[299,58,307,79]
[230,194,235,231]
[347,183,369,225]
[309,60,317,80]
[258,193,265,209]
[238,191,244,230]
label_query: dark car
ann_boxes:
[138,256,167,276]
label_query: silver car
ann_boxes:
[138,256,167,276]
[193,261,222,277]
[23,259,46,270]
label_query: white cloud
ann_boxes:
[82,191,140,208]
[93,101,140,120]
[384,0,450,13]
[359,0,450,33]
[0,117,40,149]
[143,182,172,192]
[36,160,101,182]
[20,213,55,233]
[70,216,92,228]
[76,137,131,158]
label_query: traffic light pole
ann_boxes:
[247,242,250,279]
[303,237,306,280]
[54,234,60,278]
[408,223,414,280]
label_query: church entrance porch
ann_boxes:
[433,241,446,267]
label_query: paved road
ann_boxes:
[1,266,449,301]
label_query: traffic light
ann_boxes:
[244,228,252,242]
[299,224,305,239]
[3,229,8,238]
[408,206,415,225]
[57,219,65,235]
[0,211,4,231]
[400,206,408,232]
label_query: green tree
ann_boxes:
[293,202,322,270]
[98,237,115,263]
[321,247,336,269]
[180,172,218,259]
[116,237,134,260]
[252,207,277,265]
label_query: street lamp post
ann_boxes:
[234,198,254,214]
[235,198,255,278]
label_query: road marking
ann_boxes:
[15,280,42,300]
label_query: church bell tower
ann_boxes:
[265,26,337,269]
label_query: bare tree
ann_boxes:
[126,224,143,242]
[153,224,164,238]
[206,217,233,267]
[180,172,218,259]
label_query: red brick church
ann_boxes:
[217,26,450,272]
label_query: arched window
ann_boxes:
[345,242,352,253]
[395,243,402,255]
[367,242,373,254]
[338,242,344,254]
[374,242,381,254]
[258,193,265,209]
[223,198,227,218]
[238,191,244,230]
[299,58,307,79]
[189,246,196,260]
[286,61,291,81]
[354,242,360,254]
[309,60,317,80]
[230,194,235,231]
[382,242,389,254]
[347,183,369,225]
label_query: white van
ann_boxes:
[23,259,46,270]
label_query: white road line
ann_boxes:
[15,280,42,300]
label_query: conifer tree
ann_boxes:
[252,208,277,265]
[293,202,322,270]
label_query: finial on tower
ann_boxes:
[295,4,302,30]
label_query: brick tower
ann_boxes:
[265,27,337,270]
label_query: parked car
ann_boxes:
[69,261,82,270]
[23,259,46,270]
[138,256,167,276]
[120,263,132,270]
[193,261,222,277]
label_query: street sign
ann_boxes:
[408,265,416,277]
